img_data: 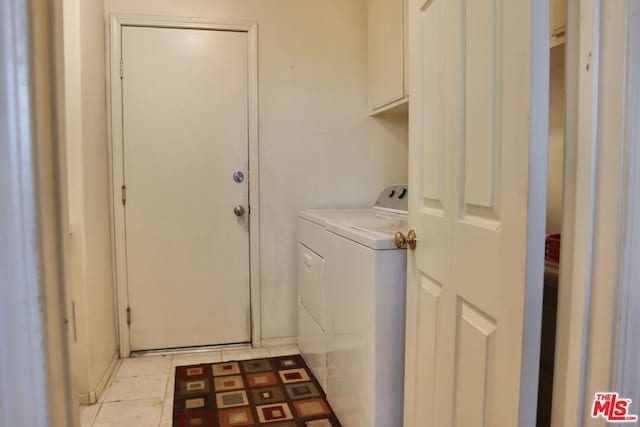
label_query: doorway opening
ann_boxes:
[536,0,566,424]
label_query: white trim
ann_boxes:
[551,0,640,425]
[104,9,120,359]
[613,0,640,409]
[0,1,48,424]
[260,337,298,348]
[551,0,600,425]
[0,0,75,425]
[108,14,261,356]
[246,21,262,349]
[77,352,120,406]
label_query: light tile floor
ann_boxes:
[81,345,300,427]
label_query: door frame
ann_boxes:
[613,0,640,408]
[552,0,640,425]
[550,0,599,423]
[1,0,77,424]
[108,15,261,357]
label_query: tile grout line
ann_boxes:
[96,360,120,405]
[112,374,171,379]
[101,397,168,403]
[163,354,174,411]
[159,354,174,427]
[88,356,121,425]
[101,377,169,404]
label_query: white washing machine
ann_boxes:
[297,185,408,427]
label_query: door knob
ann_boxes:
[233,205,246,216]
[394,229,417,249]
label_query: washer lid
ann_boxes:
[298,185,408,226]
[298,208,381,227]
[326,215,408,250]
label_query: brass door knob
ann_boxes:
[407,229,417,249]
[395,230,417,249]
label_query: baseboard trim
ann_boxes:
[78,352,120,406]
[260,336,298,347]
[78,393,92,406]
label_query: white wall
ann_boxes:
[547,45,565,234]
[104,0,409,340]
[63,0,118,403]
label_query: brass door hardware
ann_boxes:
[394,229,417,249]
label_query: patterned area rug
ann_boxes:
[173,354,342,426]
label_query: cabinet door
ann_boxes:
[369,0,405,110]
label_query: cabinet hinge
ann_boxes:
[121,185,127,206]
[126,307,132,327]
[120,59,123,79]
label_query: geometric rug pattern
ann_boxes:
[173,354,342,426]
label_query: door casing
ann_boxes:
[552,0,640,425]
[108,15,260,357]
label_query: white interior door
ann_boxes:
[403,0,549,426]
[121,26,250,351]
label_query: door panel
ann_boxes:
[412,275,441,426]
[121,26,250,351]
[454,301,496,427]
[420,0,444,212]
[464,0,501,212]
[405,0,548,425]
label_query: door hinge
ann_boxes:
[121,185,127,206]
[120,59,123,79]
[126,307,132,327]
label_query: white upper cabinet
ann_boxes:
[368,0,408,114]
[551,0,566,47]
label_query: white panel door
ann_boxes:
[403,0,549,425]
[121,26,250,351]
